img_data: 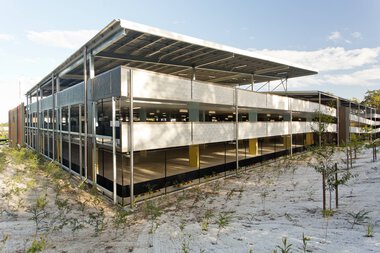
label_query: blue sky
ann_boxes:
[0,0,380,122]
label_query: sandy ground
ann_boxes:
[0,146,379,252]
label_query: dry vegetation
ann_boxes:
[0,146,379,252]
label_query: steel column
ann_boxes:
[112,96,117,204]
[318,91,321,146]
[51,75,56,160]
[57,78,62,166]
[68,105,72,171]
[26,94,29,146]
[47,110,50,157]
[251,74,254,91]
[129,70,135,206]
[89,53,97,186]
[83,48,88,180]
[358,104,361,137]
[349,102,352,141]
[235,87,239,171]
[79,104,83,179]
[336,98,340,145]
[36,89,40,151]
[287,78,293,157]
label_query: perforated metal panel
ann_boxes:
[59,83,84,107]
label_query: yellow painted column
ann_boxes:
[140,150,148,158]
[283,135,292,148]
[93,147,99,176]
[305,133,314,145]
[39,135,43,153]
[189,145,200,168]
[248,138,258,155]
[56,139,60,161]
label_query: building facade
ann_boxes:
[15,20,380,204]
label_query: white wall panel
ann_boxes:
[320,104,336,117]
[350,126,361,134]
[132,69,191,101]
[121,121,338,152]
[350,114,374,125]
[238,122,267,139]
[326,124,337,132]
[291,98,319,113]
[266,94,289,110]
[307,122,336,133]
[193,81,234,105]
[132,122,191,151]
[193,122,235,144]
[121,122,129,152]
[237,90,267,108]
[291,122,307,134]
[290,98,304,112]
[267,122,289,136]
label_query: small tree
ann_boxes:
[340,141,353,169]
[350,134,364,159]
[371,139,379,162]
[309,106,353,211]
[308,144,335,211]
[326,163,353,209]
[309,146,353,211]
[311,106,335,146]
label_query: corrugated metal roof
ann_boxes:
[28,19,317,95]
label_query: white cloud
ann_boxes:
[324,65,380,86]
[344,39,352,44]
[285,75,323,89]
[0,33,15,41]
[327,31,358,44]
[351,32,362,39]
[285,65,380,90]
[249,46,380,93]
[249,47,380,72]
[328,31,341,41]
[0,76,41,122]
[27,29,98,49]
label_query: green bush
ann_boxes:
[0,151,6,173]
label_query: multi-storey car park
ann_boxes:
[8,19,380,205]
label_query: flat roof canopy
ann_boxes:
[29,19,317,95]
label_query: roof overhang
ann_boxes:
[28,19,318,96]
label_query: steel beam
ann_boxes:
[92,29,127,56]
[96,52,282,81]
[169,54,235,75]
[146,40,181,57]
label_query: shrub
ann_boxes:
[275,237,292,253]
